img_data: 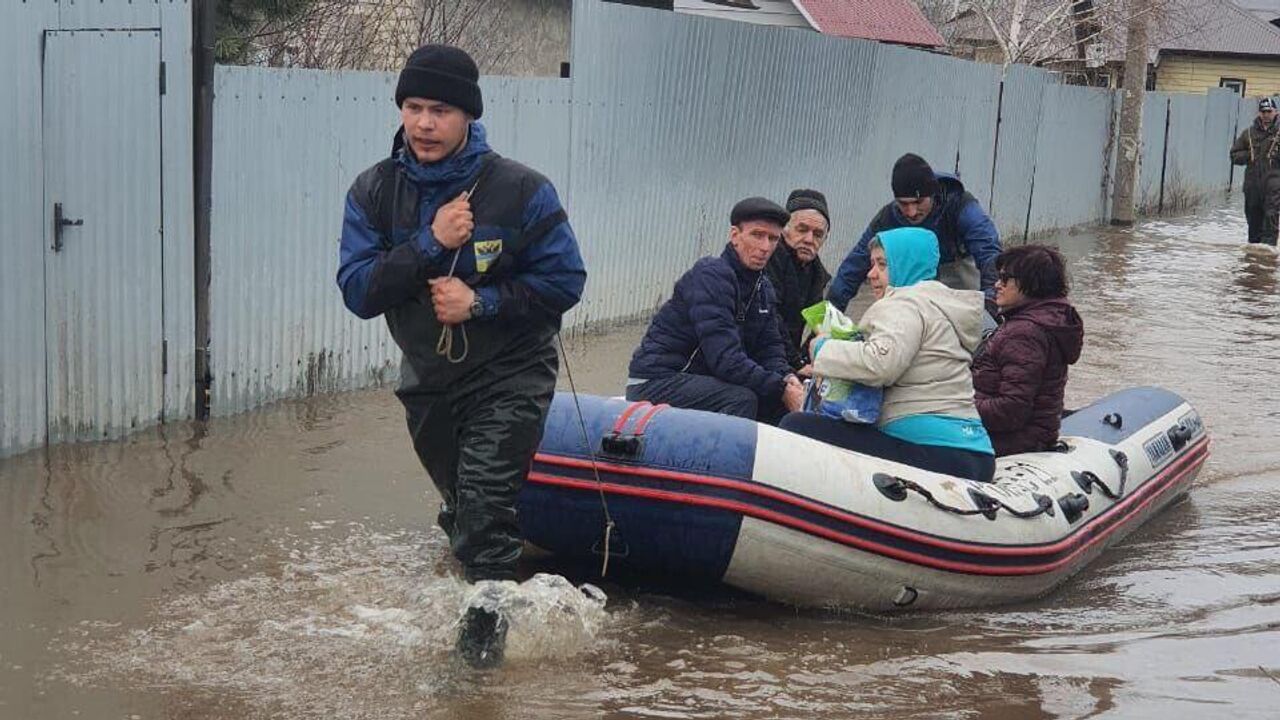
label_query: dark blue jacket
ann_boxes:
[828,172,1000,308]
[628,245,792,399]
[337,123,586,390]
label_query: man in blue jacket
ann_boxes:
[626,197,805,424]
[828,154,1001,310]
[336,45,586,668]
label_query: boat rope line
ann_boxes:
[435,174,485,365]
[555,332,616,578]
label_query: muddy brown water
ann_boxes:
[3,202,1279,719]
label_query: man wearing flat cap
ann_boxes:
[627,197,805,423]
[336,44,586,668]
[829,153,1002,310]
[765,188,833,377]
[1231,96,1280,246]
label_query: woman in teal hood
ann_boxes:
[780,227,996,482]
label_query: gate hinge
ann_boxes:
[159,61,166,96]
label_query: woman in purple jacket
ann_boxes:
[972,245,1084,456]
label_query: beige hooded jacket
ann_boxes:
[813,280,984,427]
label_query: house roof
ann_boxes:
[673,0,813,30]
[792,0,946,47]
[1234,0,1280,25]
[1158,0,1280,57]
[675,0,946,47]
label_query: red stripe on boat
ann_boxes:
[528,438,1209,575]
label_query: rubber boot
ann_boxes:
[455,605,508,669]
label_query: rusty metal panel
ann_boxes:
[42,30,165,443]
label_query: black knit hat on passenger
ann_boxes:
[891,153,940,199]
[395,44,483,119]
[731,197,790,227]
[786,188,830,227]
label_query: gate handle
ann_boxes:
[53,202,83,252]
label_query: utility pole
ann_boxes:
[1110,0,1149,225]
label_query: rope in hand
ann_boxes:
[556,332,617,578]
[435,175,484,364]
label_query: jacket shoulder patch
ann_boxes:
[474,238,503,273]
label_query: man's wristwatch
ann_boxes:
[469,297,484,319]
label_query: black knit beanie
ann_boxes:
[785,188,830,227]
[395,44,483,119]
[891,153,940,199]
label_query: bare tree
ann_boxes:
[919,0,966,45]
[954,0,1215,73]
[225,0,566,75]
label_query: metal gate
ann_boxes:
[42,30,165,442]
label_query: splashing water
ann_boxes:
[460,575,609,661]
[50,526,609,718]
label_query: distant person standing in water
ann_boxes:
[1231,96,1280,246]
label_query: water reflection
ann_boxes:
[29,450,62,587]
[1232,248,1279,305]
[150,423,209,517]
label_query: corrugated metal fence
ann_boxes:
[1,0,194,458]
[206,0,1242,417]
[0,0,1252,453]
[208,70,573,413]
[1137,90,1239,212]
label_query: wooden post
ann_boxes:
[1110,0,1149,226]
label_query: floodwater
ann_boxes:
[4,200,1280,719]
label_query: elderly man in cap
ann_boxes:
[765,188,833,377]
[1231,97,1280,246]
[336,44,586,668]
[627,197,806,423]
[828,153,1002,310]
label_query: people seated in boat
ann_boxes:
[827,153,1002,309]
[779,227,996,483]
[626,197,806,424]
[764,189,833,378]
[972,245,1083,456]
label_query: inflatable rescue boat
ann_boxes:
[519,387,1209,610]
